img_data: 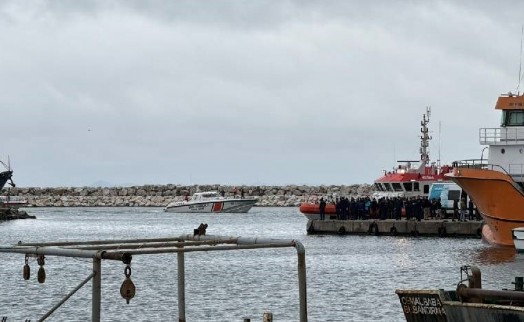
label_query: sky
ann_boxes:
[0,1,522,187]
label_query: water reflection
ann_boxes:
[474,246,516,264]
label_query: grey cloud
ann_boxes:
[0,0,521,186]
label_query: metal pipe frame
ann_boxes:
[92,257,101,322]
[0,234,307,322]
[38,272,96,322]
[177,251,185,322]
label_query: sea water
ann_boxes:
[0,207,521,321]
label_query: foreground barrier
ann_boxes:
[0,231,307,322]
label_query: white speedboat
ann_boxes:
[512,227,524,253]
[164,191,257,213]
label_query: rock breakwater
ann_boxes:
[3,184,374,207]
[0,207,36,220]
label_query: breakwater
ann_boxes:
[2,184,374,207]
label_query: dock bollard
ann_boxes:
[263,311,273,322]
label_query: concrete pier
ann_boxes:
[306,219,484,238]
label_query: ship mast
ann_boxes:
[420,107,431,166]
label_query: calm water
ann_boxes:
[0,207,522,321]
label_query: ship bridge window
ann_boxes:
[392,183,403,192]
[403,182,413,192]
[423,184,430,194]
[413,182,420,191]
[502,110,524,126]
[374,183,384,191]
[384,183,393,191]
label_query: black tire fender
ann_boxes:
[390,226,397,235]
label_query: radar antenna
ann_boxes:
[517,24,524,95]
[419,106,432,165]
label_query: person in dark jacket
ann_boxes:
[453,199,458,221]
[319,198,326,221]
[468,199,474,220]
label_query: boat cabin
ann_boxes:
[479,93,524,185]
[373,163,453,199]
[191,192,222,201]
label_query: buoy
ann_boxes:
[338,226,346,235]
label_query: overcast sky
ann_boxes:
[0,1,522,187]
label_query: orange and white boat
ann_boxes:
[298,201,337,220]
[299,107,453,219]
[449,92,524,247]
[373,107,454,199]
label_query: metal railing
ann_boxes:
[453,160,511,174]
[451,159,489,169]
[0,234,308,322]
[453,160,524,178]
[480,127,524,145]
[452,161,524,193]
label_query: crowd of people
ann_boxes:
[317,195,481,221]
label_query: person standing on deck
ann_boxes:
[468,199,474,220]
[453,199,459,221]
[459,197,467,222]
[423,197,431,220]
[319,198,326,220]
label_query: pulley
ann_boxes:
[120,265,136,304]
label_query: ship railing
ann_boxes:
[452,159,488,169]
[451,162,524,193]
[480,127,524,144]
[453,160,511,173]
[481,163,524,178]
[454,161,524,179]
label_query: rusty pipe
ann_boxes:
[457,286,524,302]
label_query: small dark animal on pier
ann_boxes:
[194,223,208,236]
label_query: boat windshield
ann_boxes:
[201,192,219,198]
[392,183,403,192]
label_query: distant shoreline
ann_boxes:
[3,184,374,207]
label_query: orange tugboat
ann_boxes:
[450,92,524,247]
